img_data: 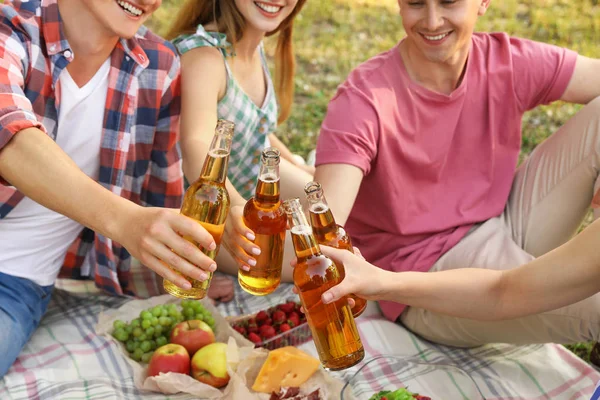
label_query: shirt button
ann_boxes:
[138,54,146,62]
[259,126,265,133]
[64,50,72,59]
[260,117,267,124]
[49,44,56,52]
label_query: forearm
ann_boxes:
[268,134,299,165]
[387,269,506,320]
[0,128,135,239]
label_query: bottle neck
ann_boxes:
[290,225,322,262]
[199,149,229,184]
[255,163,280,204]
[308,203,337,236]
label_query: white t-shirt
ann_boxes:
[0,59,110,286]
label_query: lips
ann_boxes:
[254,1,283,14]
[116,0,143,17]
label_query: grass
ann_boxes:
[149,0,600,361]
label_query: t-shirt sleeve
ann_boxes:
[510,37,577,111]
[315,85,379,175]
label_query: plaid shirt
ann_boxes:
[0,0,183,297]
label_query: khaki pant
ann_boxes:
[401,97,600,347]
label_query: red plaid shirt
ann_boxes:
[0,0,183,296]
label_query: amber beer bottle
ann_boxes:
[304,182,367,318]
[163,119,234,299]
[283,198,364,371]
[238,148,287,295]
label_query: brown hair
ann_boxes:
[166,0,307,124]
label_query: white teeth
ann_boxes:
[424,32,450,41]
[254,2,282,13]
[116,0,143,16]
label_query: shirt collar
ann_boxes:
[41,0,149,69]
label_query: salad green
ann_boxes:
[368,388,431,400]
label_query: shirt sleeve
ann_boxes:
[142,54,184,208]
[510,36,578,112]
[315,84,380,176]
[0,22,45,185]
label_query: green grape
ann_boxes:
[126,340,136,353]
[183,308,195,318]
[150,316,158,325]
[149,340,157,350]
[156,336,168,347]
[124,325,133,335]
[160,308,168,318]
[159,317,172,327]
[133,340,141,349]
[141,352,153,364]
[131,318,141,329]
[154,325,164,335]
[141,319,152,329]
[205,317,215,326]
[146,326,156,336]
[151,306,162,318]
[113,328,129,342]
[140,310,153,320]
[140,340,152,353]
[132,348,144,362]
[132,327,143,338]
[138,334,147,342]
[113,320,126,330]
[180,300,191,308]
[191,301,202,312]
[168,308,180,318]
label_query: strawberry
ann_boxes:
[233,325,246,336]
[255,310,269,324]
[278,301,296,314]
[279,323,291,332]
[263,317,273,326]
[287,311,300,328]
[248,332,262,344]
[247,321,259,334]
[260,324,276,339]
[272,310,286,325]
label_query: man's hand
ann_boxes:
[221,205,261,272]
[116,206,217,290]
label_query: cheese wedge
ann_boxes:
[252,347,321,393]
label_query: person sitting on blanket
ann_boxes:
[0,0,225,378]
[164,0,313,286]
[311,0,600,351]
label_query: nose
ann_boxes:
[424,4,444,31]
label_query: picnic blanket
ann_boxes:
[1,274,598,400]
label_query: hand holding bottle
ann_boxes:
[115,206,217,290]
[222,205,261,272]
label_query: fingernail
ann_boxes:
[322,293,333,303]
[209,263,217,272]
[251,247,261,256]
[198,273,208,281]
[182,282,192,289]
[208,242,217,251]
[242,265,251,272]
[246,232,256,241]
[248,258,257,267]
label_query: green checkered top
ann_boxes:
[173,25,277,200]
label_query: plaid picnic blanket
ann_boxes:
[1,274,598,400]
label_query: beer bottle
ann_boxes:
[238,148,287,295]
[163,119,234,299]
[304,181,367,317]
[282,198,364,371]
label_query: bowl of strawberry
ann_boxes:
[228,300,311,350]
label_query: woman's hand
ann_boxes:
[116,206,217,290]
[221,205,261,271]
[291,246,388,309]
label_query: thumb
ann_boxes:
[320,245,348,263]
[321,281,351,304]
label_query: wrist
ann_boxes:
[103,196,138,243]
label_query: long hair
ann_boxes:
[166,0,307,124]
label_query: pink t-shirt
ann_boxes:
[316,33,577,321]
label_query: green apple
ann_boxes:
[190,342,230,388]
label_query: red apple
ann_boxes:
[191,342,230,388]
[170,320,215,356]
[147,343,190,377]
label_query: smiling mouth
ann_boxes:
[116,0,143,17]
[421,31,453,41]
[254,1,283,14]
